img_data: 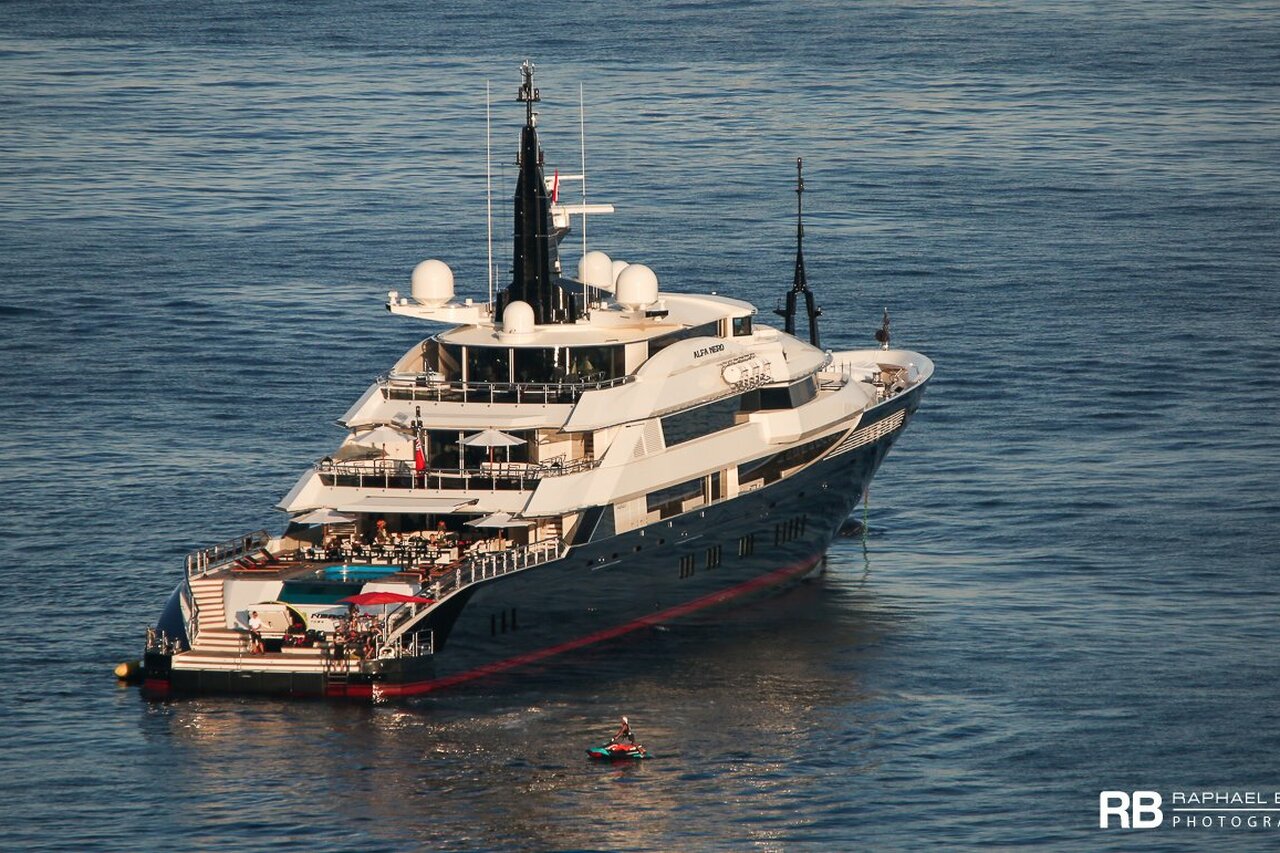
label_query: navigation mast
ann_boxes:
[775,157,822,347]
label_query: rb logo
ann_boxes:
[1100,791,1164,829]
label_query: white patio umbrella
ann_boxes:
[466,512,534,528]
[462,428,525,465]
[293,508,358,525]
[466,511,532,551]
[333,425,414,461]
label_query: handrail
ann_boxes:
[383,538,565,646]
[315,457,599,491]
[184,529,271,580]
[378,372,633,404]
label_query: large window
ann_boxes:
[662,396,741,446]
[737,433,841,487]
[732,316,753,337]
[646,477,705,517]
[741,376,819,411]
[466,346,510,384]
[648,321,720,358]
[513,347,561,383]
[436,342,463,380]
[567,345,624,382]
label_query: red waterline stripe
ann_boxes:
[142,678,170,696]
[373,553,821,699]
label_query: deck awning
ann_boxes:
[335,496,477,515]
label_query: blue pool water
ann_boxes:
[1,1,1278,849]
[315,564,400,581]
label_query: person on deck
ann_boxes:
[374,518,391,544]
[248,611,265,655]
[610,716,635,745]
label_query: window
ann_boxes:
[647,477,704,518]
[738,433,842,488]
[705,545,722,569]
[679,554,696,579]
[662,396,740,446]
[436,341,463,380]
[741,375,819,411]
[737,534,755,557]
[648,321,720,358]
[567,345,625,382]
[732,316,753,337]
[512,347,561,383]
[466,346,510,384]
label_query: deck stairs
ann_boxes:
[178,574,330,673]
[188,576,241,652]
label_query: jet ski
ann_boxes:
[587,742,650,761]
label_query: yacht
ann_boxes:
[141,63,933,700]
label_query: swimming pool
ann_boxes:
[311,564,400,581]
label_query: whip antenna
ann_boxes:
[486,80,494,310]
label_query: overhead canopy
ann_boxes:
[291,508,357,525]
[467,511,534,528]
[336,496,477,515]
[462,428,526,448]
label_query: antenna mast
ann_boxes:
[775,157,822,347]
[579,83,589,310]
[486,80,494,309]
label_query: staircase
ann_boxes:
[188,576,243,652]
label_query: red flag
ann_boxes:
[413,426,426,473]
[552,169,559,203]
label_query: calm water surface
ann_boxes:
[2,2,1278,849]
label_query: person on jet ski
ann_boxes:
[610,716,635,745]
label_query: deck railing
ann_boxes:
[379,371,632,405]
[382,538,566,648]
[185,529,271,580]
[315,457,598,491]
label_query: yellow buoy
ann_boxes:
[114,660,142,682]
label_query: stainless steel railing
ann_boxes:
[315,457,598,491]
[378,371,632,405]
[383,539,566,647]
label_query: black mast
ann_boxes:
[497,60,579,326]
[775,157,821,347]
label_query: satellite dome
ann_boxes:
[611,260,630,288]
[502,300,535,335]
[410,259,455,307]
[577,250,614,293]
[615,264,659,311]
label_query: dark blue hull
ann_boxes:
[379,385,925,696]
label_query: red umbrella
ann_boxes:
[340,591,436,642]
[340,591,435,605]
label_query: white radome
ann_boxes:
[611,260,630,288]
[615,263,659,311]
[502,300,535,335]
[411,259,455,307]
[578,250,614,293]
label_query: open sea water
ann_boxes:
[2,2,1278,850]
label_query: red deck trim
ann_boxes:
[372,553,820,699]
